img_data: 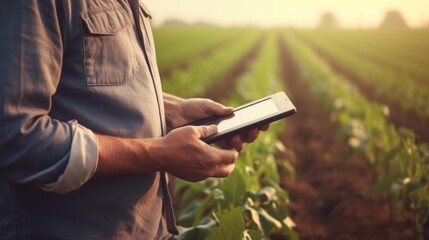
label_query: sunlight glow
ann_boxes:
[144,0,429,28]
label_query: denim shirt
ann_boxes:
[0,0,178,239]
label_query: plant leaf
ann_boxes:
[175,217,216,240]
[222,170,247,209]
[205,208,245,240]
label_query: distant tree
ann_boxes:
[318,12,341,29]
[379,10,408,29]
[193,21,218,28]
[161,19,188,27]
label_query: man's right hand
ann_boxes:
[94,124,238,182]
[151,125,238,182]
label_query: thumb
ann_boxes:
[196,125,218,139]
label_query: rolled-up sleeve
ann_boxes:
[0,1,98,193]
[40,121,98,194]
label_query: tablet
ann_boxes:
[188,91,296,144]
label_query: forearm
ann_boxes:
[94,124,239,183]
[94,134,161,177]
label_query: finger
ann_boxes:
[200,100,234,116]
[241,128,259,143]
[210,147,238,165]
[212,163,236,178]
[259,123,270,131]
[216,139,233,150]
[195,125,218,139]
[230,135,244,152]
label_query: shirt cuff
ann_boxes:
[39,120,99,194]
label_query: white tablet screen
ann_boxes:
[216,98,278,133]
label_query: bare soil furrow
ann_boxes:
[277,35,415,240]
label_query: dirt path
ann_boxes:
[294,33,429,143]
[277,35,417,240]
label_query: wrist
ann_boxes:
[144,137,166,172]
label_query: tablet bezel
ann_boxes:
[188,91,297,144]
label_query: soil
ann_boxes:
[276,35,425,240]
[294,33,429,143]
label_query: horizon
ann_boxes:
[144,0,429,28]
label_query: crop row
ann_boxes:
[282,32,429,239]
[303,30,429,72]
[154,28,241,71]
[162,32,297,240]
[297,30,429,120]
[161,29,261,98]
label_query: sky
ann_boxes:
[144,0,429,28]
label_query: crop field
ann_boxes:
[153,27,429,240]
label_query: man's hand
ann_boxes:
[164,93,271,152]
[216,123,270,152]
[152,125,238,182]
[164,95,233,129]
[94,95,270,182]
[95,126,238,182]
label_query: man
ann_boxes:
[0,1,267,239]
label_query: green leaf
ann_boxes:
[264,179,289,201]
[369,176,395,193]
[175,217,217,240]
[243,229,265,240]
[244,203,282,236]
[222,170,247,209]
[244,204,263,232]
[205,208,245,240]
[178,193,216,226]
[178,201,202,225]
[178,181,206,210]
[257,207,282,235]
[259,187,277,205]
[404,181,420,193]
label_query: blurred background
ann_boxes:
[145,0,429,28]
[142,1,429,240]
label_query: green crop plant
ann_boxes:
[301,29,429,84]
[162,29,260,98]
[296,30,429,119]
[283,32,429,240]
[172,32,297,240]
[154,27,240,71]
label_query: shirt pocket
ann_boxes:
[81,5,138,86]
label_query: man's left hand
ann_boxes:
[164,95,270,152]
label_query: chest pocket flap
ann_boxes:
[80,5,138,86]
[81,5,131,35]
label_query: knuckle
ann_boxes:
[201,126,210,136]
[189,126,199,135]
[222,169,232,177]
